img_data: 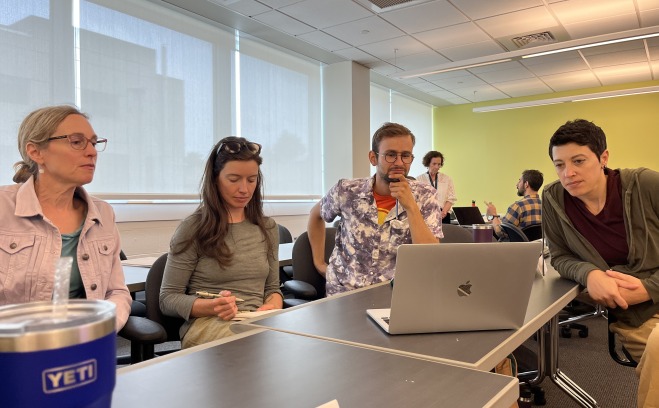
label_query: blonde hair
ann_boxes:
[13,105,88,183]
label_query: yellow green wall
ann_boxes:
[433,81,659,213]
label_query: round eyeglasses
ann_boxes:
[48,133,107,152]
[376,152,414,164]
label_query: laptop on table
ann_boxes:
[452,206,487,225]
[367,242,542,335]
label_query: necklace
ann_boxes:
[428,172,437,189]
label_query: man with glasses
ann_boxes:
[307,122,443,296]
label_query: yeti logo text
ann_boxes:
[43,359,97,393]
[457,281,472,297]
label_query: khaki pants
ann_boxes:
[181,316,236,349]
[610,314,659,408]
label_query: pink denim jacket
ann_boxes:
[0,177,131,330]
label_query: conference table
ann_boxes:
[114,328,519,407]
[122,242,295,293]
[240,264,598,408]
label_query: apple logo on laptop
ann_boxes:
[457,281,472,297]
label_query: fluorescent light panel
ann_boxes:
[522,32,659,59]
[473,86,659,113]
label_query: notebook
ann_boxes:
[366,242,542,335]
[452,206,487,225]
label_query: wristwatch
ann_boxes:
[487,214,500,221]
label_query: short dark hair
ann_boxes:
[422,151,444,167]
[521,169,543,191]
[371,122,415,153]
[549,119,607,160]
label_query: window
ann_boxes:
[0,0,323,199]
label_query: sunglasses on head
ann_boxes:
[217,140,262,155]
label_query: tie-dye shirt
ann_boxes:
[320,176,443,296]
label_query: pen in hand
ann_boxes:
[196,290,245,302]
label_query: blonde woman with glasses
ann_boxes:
[0,105,131,330]
[160,137,282,348]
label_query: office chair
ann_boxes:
[118,253,184,363]
[277,224,294,283]
[440,223,474,243]
[499,222,530,242]
[282,227,336,308]
[521,224,543,241]
[608,311,638,367]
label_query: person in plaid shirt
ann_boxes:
[485,170,543,239]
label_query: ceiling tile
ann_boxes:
[379,1,467,34]
[550,0,636,25]
[640,8,659,26]
[562,14,639,38]
[637,0,659,9]
[583,48,649,69]
[437,40,505,61]
[426,73,487,90]
[593,62,653,85]
[252,10,315,35]
[451,84,510,102]
[256,0,301,8]
[521,53,590,76]
[279,0,372,29]
[410,81,442,92]
[540,70,601,91]
[415,22,491,50]
[449,0,544,20]
[215,0,272,16]
[472,65,536,83]
[358,36,431,60]
[323,16,404,47]
[428,89,470,104]
[331,47,379,64]
[366,60,399,75]
[296,30,351,51]
[652,61,659,77]
[491,77,553,97]
[386,51,450,71]
[476,6,558,39]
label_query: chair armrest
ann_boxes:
[118,316,168,344]
[283,280,318,300]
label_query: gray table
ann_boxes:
[113,329,519,408]
[242,266,598,407]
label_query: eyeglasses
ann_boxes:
[217,141,262,155]
[48,133,107,152]
[376,152,414,164]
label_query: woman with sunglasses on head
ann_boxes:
[160,137,282,348]
[0,105,132,330]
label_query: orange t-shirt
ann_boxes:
[373,191,396,225]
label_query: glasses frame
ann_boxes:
[376,151,415,164]
[217,141,262,155]
[48,134,107,152]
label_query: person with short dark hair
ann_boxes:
[307,122,443,296]
[484,169,543,239]
[542,119,659,407]
[416,150,457,224]
[160,137,282,348]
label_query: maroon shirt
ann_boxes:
[564,169,628,267]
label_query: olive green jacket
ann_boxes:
[542,168,659,327]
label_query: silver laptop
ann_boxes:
[367,242,542,334]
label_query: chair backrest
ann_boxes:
[277,224,293,244]
[145,253,184,342]
[521,224,543,241]
[440,223,474,243]
[499,222,530,242]
[291,227,336,299]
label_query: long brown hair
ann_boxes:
[173,137,274,266]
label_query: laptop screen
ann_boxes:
[452,206,486,225]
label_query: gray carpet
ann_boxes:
[117,316,638,407]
